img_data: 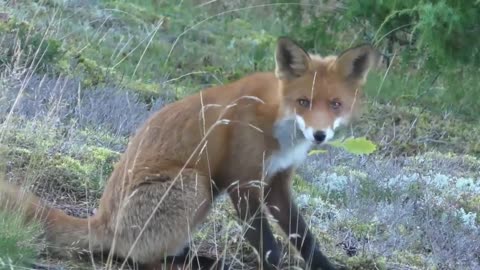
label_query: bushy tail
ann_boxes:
[0,181,108,257]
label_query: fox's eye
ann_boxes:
[330,100,342,110]
[297,98,310,108]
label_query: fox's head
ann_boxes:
[274,37,379,145]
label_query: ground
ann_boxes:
[0,0,479,270]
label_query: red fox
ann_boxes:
[0,37,379,270]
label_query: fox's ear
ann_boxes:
[335,44,379,84]
[275,37,311,80]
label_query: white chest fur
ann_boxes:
[265,140,312,176]
[265,116,313,177]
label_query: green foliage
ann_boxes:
[271,0,352,52]
[309,137,377,156]
[32,146,119,199]
[346,0,480,67]
[358,177,396,203]
[82,146,120,186]
[0,211,42,269]
[0,19,66,72]
[2,118,122,200]
[292,174,324,198]
[330,137,377,155]
[1,119,58,153]
[341,219,380,240]
[364,64,480,122]
[273,1,480,120]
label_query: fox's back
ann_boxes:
[110,72,281,187]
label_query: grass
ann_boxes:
[0,210,43,269]
[0,0,479,269]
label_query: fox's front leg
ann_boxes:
[265,169,337,270]
[229,186,282,270]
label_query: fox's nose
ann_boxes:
[313,130,326,143]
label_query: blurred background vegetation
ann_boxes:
[0,0,479,269]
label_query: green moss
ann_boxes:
[5,147,32,168]
[392,251,431,269]
[313,231,338,249]
[457,195,480,224]
[124,80,161,101]
[293,174,323,198]
[87,146,119,163]
[340,255,387,270]
[2,119,58,152]
[37,155,93,194]
[73,55,112,87]
[36,147,120,198]
[83,146,120,186]
[76,128,128,149]
[358,177,396,203]
[65,42,164,101]
[340,219,380,240]
[354,104,480,157]
[2,123,122,200]
[0,19,32,38]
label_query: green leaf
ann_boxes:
[308,149,328,156]
[340,137,377,155]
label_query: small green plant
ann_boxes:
[309,137,377,156]
[0,210,42,269]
